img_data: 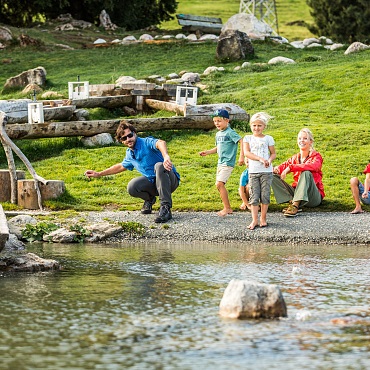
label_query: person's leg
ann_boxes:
[154,162,179,208]
[127,176,157,214]
[154,162,180,223]
[215,165,234,216]
[216,181,233,216]
[259,173,273,227]
[292,171,322,208]
[239,185,250,210]
[271,174,295,204]
[248,174,260,230]
[239,169,250,210]
[349,177,363,213]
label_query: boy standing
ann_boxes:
[199,109,244,216]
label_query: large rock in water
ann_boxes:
[216,29,254,62]
[219,279,287,319]
[0,253,61,272]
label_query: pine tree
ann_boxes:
[306,0,370,43]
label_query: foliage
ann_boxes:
[306,0,370,43]
[0,0,177,30]
[117,221,146,236]
[69,224,92,243]
[21,222,59,242]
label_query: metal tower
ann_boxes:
[239,0,279,35]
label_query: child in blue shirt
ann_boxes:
[199,109,244,216]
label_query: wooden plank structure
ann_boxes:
[176,14,223,34]
[4,103,249,140]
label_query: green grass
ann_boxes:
[0,0,369,213]
[159,0,315,40]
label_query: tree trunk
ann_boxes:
[0,169,25,203]
[5,116,217,140]
[72,95,132,108]
[17,180,65,210]
[184,103,249,120]
[145,99,185,115]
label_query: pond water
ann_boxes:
[1,242,370,370]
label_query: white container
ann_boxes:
[68,81,89,100]
[175,85,198,106]
[27,102,44,124]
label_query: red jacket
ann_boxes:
[276,150,325,199]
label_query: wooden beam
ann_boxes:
[72,95,132,108]
[145,99,185,115]
[185,103,249,121]
[5,116,216,140]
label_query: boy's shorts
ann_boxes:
[359,183,370,204]
[239,169,249,187]
[216,165,234,184]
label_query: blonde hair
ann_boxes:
[298,128,314,148]
[250,112,274,127]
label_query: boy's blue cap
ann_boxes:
[211,109,229,119]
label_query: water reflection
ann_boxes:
[1,242,370,369]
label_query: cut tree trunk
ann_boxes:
[0,169,25,202]
[184,103,249,120]
[17,180,65,210]
[145,99,185,115]
[72,95,132,108]
[5,116,217,140]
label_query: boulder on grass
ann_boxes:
[216,29,254,62]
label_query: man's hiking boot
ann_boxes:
[154,204,172,223]
[284,204,300,217]
[141,197,156,214]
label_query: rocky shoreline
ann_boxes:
[76,210,369,245]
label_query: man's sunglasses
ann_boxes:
[121,132,135,141]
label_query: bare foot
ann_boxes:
[350,208,364,214]
[217,209,233,217]
[260,218,268,227]
[247,222,258,230]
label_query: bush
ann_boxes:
[307,0,370,43]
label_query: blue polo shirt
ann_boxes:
[121,136,180,183]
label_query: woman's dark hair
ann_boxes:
[115,120,137,142]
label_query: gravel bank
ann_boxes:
[78,210,369,245]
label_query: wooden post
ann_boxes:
[0,110,49,210]
[0,169,25,202]
[17,180,65,210]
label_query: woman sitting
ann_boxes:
[271,128,325,217]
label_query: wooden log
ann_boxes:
[72,95,132,108]
[3,105,76,124]
[5,116,216,140]
[146,99,185,115]
[184,103,249,121]
[0,169,25,202]
[17,180,65,210]
[0,99,31,113]
[0,204,9,253]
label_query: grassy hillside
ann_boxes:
[0,1,369,214]
[160,0,315,40]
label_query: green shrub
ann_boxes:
[307,0,370,43]
[22,222,59,242]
